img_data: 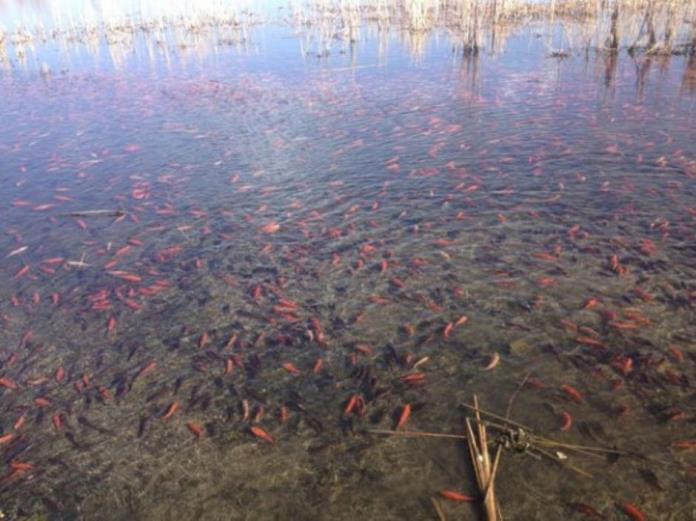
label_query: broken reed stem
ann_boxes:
[461,403,532,432]
[431,496,447,521]
[505,371,531,420]
[367,428,468,440]
[468,395,499,521]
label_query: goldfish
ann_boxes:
[14,265,30,279]
[162,401,179,420]
[186,421,204,439]
[0,377,18,389]
[620,502,645,521]
[312,358,323,374]
[261,222,280,234]
[483,353,500,371]
[396,404,411,430]
[671,440,696,450]
[439,490,474,502]
[34,397,51,407]
[559,411,572,432]
[282,362,301,375]
[107,271,142,283]
[561,384,584,403]
[250,425,274,444]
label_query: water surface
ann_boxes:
[1,3,695,520]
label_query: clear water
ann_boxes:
[1,3,695,520]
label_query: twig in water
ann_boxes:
[505,372,531,420]
[367,428,467,440]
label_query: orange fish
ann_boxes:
[344,394,359,415]
[282,362,300,375]
[672,440,696,450]
[620,502,645,521]
[250,425,274,444]
[13,413,27,430]
[0,433,15,444]
[401,373,426,384]
[0,377,18,389]
[583,298,600,309]
[396,404,411,430]
[261,222,280,234]
[559,411,572,432]
[439,490,474,502]
[186,421,204,439]
[162,401,179,420]
[454,315,469,328]
[107,271,142,283]
[561,384,584,403]
[14,265,30,279]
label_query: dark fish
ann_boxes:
[146,386,170,403]
[637,468,663,491]
[173,376,185,395]
[567,502,603,518]
[137,416,150,438]
[77,416,115,436]
[64,432,84,450]
[304,415,324,434]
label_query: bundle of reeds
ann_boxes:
[465,395,503,521]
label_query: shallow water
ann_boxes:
[1,3,696,521]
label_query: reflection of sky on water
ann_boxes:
[0,0,279,30]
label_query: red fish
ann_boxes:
[561,384,584,403]
[162,401,179,420]
[560,411,572,432]
[13,413,27,430]
[250,425,274,444]
[344,394,359,415]
[620,502,645,521]
[14,265,30,279]
[281,361,300,375]
[439,490,474,502]
[261,222,280,234]
[396,404,411,430]
[186,421,204,439]
[0,377,18,389]
[672,440,696,450]
[107,271,142,283]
